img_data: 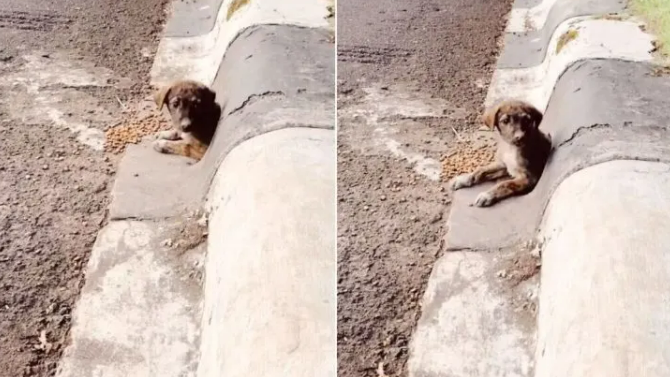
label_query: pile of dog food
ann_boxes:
[104,111,170,154]
[440,138,496,182]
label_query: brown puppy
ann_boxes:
[451,99,552,207]
[153,80,221,161]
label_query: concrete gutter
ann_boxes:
[56,0,335,375]
[409,0,670,375]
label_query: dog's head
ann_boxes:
[481,100,543,146]
[154,80,217,133]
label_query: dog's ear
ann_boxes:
[154,85,173,111]
[198,85,216,104]
[522,103,543,129]
[481,104,501,130]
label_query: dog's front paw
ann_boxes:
[451,173,474,190]
[473,191,496,207]
[153,139,169,153]
[156,129,180,141]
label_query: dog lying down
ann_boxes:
[450,99,552,207]
[153,80,222,161]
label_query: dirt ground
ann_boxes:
[336,0,513,376]
[0,0,168,375]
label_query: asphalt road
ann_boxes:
[336,0,513,376]
[0,0,166,375]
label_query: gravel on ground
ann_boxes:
[0,0,168,375]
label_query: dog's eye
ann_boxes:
[170,98,180,107]
[499,114,509,124]
[520,114,533,127]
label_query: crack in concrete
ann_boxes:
[555,121,642,149]
[555,122,613,148]
[226,90,285,116]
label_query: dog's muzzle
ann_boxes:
[179,119,192,131]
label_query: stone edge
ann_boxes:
[498,0,626,69]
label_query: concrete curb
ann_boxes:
[450,59,670,251]
[150,0,332,87]
[410,1,670,376]
[199,127,335,377]
[536,160,670,375]
[499,0,626,68]
[486,16,654,111]
[57,0,335,376]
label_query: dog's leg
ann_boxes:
[157,129,181,140]
[451,162,508,190]
[473,175,534,207]
[153,139,207,161]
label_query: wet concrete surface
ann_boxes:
[0,0,167,375]
[336,0,513,375]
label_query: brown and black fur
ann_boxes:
[451,99,552,207]
[153,80,222,161]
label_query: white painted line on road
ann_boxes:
[385,139,442,181]
[0,53,125,150]
[150,0,331,87]
[506,0,558,33]
[339,86,459,181]
[486,18,654,112]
